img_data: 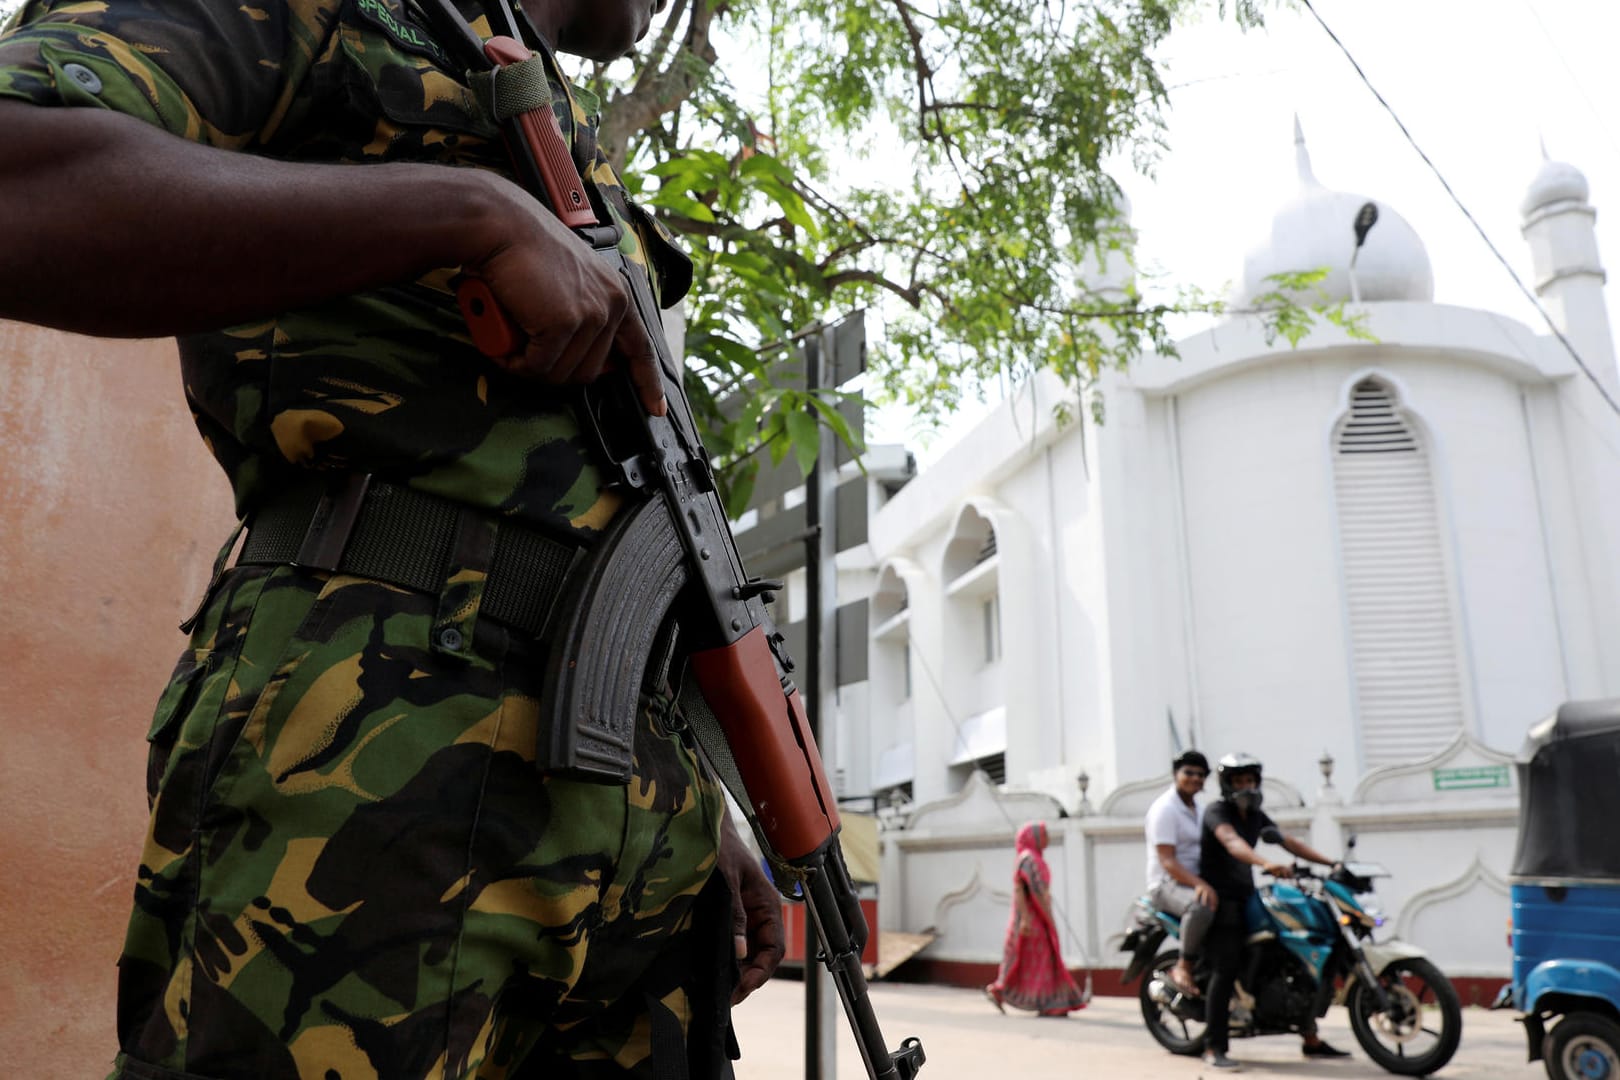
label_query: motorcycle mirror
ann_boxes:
[1346,832,1358,851]
[1260,826,1285,845]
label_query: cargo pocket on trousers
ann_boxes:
[144,650,212,808]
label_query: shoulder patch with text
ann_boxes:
[352,0,447,65]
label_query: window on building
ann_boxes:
[1333,377,1465,768]
[982,594,1001,664]
[902,645,912,701]
[878,782,914,807]
[976,530,998,565]
[948,752,1007,791]
[977,752,1006,786]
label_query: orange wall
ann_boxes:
[0,321,235,1077]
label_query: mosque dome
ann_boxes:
[1238,119,1434,305]
[1521,153,1590,217]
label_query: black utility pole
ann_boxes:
[724,314,868,1079]
[802,327,836,1079]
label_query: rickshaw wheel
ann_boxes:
[1545,1012,1620,1080]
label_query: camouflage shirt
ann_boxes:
[0,0,691,541]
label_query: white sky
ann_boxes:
[868,0,1620,459]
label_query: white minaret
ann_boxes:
[1521,147,1619,395]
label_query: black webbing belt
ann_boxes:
[237,475,578,639]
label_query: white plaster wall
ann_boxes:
[1167,349,1567,785]
[893,547,953,803]
[899,843,1013,960]
[899,832,1092,966]
[869,374,1115,803]
[1520,384,1602,700]
[1172,359,1361,788]
[992,451,1091,790]
[1388,359,1565,750]
[1000,423,1117,806]
[833,679,871,799]
[942,585,1005,723]
[866,624,912,794]
[1094,380,1198,785]
[1548,375,1620,698]
[885,766,1519,979]
[1333,818,1517,977]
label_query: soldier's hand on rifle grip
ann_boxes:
[459,181,667,415]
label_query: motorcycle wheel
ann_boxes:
[1138,950,1208,1057]
[1544,1012,1620,1080]
[1347,956,1463,1076]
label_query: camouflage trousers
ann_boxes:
[114,564,728,1079]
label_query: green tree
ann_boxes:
[575,0,1345,511]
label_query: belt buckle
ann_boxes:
[296,473,373,573]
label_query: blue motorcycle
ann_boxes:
[1497,700,1620,1080]
[1122,832,1463,1075]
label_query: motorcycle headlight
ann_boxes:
[1333,894,1383,928]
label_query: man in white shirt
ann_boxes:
[1143,750,1215,997]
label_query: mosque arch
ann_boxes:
[872,562,911,626]
[941,503,999,584]
[938,501,1012,789]
[870,559,925,798]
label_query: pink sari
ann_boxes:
[987,822,1088,1015]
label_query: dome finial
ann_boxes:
[1294,114,1318,188]
[1522,147,1590,217]
[1540,133,1550,162]
[1239,119,1434,306]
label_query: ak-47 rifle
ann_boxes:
[410,4,925,1078]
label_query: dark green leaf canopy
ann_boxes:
[578,0,1336,505]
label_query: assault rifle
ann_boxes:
[411,3,924,1078]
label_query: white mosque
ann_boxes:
[835,124,1620,988]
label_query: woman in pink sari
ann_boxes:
[985,821,1089,1016]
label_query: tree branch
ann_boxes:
[631,0,690,97]
[822,269,923,307]
[890,0,934,142]
[600,0,719,174]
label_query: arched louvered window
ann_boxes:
[1333,379,1465,768]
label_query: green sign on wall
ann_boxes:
[1432,765,1511,791]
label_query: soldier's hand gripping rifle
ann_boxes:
[411,4,924,1077]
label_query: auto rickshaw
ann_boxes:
[1501,699,1620,1080]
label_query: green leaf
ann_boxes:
[646,191,717,223]
[783,407,820,479]
[725,459,760,519]
[805,392,865,457]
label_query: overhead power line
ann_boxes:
[1298,0,1620,420]
[1517,0,1620,162]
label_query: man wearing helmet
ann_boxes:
[1197,752,1348,1071]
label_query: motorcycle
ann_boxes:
[1120,831,1463,1076]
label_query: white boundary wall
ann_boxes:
[882,732,1518,980]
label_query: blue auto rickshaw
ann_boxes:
[1502,699,1620,1080]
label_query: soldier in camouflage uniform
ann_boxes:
[0,0,784,1075]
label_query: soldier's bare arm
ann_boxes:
[0,100,663,412]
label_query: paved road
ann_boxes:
[731,980,1541,1080]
